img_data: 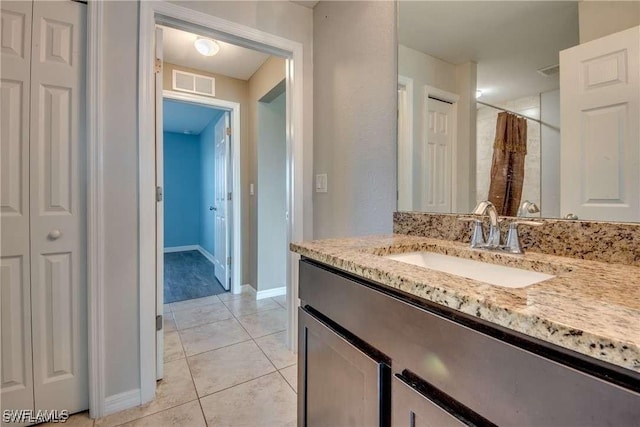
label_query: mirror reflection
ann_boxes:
[397,1,640,221]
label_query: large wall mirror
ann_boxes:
[397,1,640,222]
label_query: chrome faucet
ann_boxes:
[472,201,501,248]
[458,201,544,254]
[518,200,540,217]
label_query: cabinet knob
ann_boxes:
[565,213,578,220]
[48,229,62,240]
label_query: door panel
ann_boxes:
[423,97,453,213]
[560,26,640,221]
[29,0,87,412]
[214,112,230,289]
[1,0,34,415]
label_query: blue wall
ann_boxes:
[199,117,217,255]
[164,132,202,248]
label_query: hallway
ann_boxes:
[53,287,296,427]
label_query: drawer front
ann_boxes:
[300,260,640,426]
[298,307,389,427]
[392,375,467,427]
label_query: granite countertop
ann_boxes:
[291,234,640,374]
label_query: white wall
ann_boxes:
[100,0,312,402]
[579,1,640,43]
[313,1,397,238]
[257,91,287,292]
[541,89,561,218]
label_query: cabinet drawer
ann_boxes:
[300,260,640,426]
[298,307,390,427]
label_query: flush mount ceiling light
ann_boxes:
[476,89,483,99]
[194,38,220,57]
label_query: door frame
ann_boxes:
[138,1,305,404]
[161,90,241,297]
[397,75,414,211]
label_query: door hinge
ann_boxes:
[156,186,163,202]
[227,256,231,266]
[156,315,163,331]
[154,58,162,74]
[227,192,232,201]
[226,127,231,136]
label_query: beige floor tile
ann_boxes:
[280,365,298,393]
[41,411,94,427]
[118,401,205,427]
[188,340,276,397]
[163,313,177,333]
[200,372,297,427]
[95,358,197,427]
[163,304,172,315]
[217,286,255,302]
[223,296,280,317]
[237,307,287,339]
[272,294,287,308]
[163,331,184,363]
[254,331,296,369]
[170,295,219,312]
[172,302,233,330]
[179,317,251,356]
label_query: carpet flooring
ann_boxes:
[164,250,227,303]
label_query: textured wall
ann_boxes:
[313,1,397,238]
[164,132,202,247]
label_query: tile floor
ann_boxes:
[50,288,296,427]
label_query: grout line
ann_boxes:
[183,337,253,359]
[196,370,280,401]
[277,369,297,394]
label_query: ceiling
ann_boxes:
[161,25,271,81]
[290,1,320,9]
[398,1,579,104]
[163,99,224,135]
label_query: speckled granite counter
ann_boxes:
[291,234,640,374]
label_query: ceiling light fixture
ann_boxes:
[194,38,220,57]
[476,90,483,99]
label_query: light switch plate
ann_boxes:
[316,174,328,193]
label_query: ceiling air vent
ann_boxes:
[172,69,215,97]
[537,64,560,77]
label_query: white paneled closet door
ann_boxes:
[1,0,88,417]
[1,0,35,415]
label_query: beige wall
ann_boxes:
[247,57,286,290]
[101,0,313,402]
[579,1,640,43]
[313,1,397,238]
[163,63,252,285]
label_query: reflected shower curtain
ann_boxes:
[488,112,527,216]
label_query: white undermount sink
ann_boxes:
[384,252,555,288]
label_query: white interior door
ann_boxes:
[214,112,231,290]
[1,0,35,417]
[560,26,640,221]
[29,0,87,412]
[154,26,164,381]
[422,97,453,213]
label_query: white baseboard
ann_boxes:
[256,286,286,300]
[197,245,215,265]
[104,389,141,416]
[164,245,198,253]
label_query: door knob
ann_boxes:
[565,213,578,220]
[48,229,62,240]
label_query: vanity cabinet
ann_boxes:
[297,258,640,426]
[298,308,390,427]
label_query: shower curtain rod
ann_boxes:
[476,100,560,132]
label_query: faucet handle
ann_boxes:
[505,220,543,254]
[458,217,485,248]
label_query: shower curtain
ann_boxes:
[488,112,527,216]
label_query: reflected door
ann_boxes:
[422,97,453,213]
[560,26,640,221]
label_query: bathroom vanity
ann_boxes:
[292,232,640,426]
